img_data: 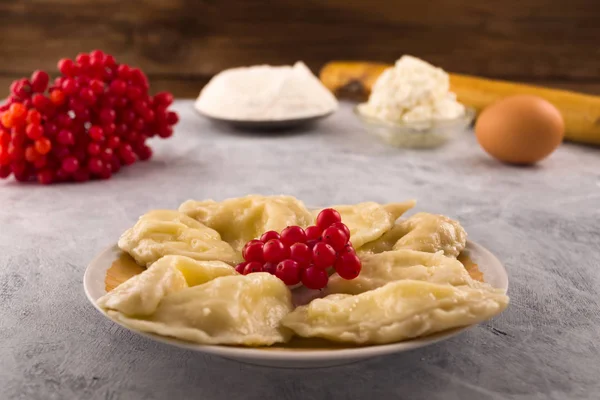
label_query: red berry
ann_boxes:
[37,169,54,185]
[262,262,277,275]
[275,260,301,286]
[11,79,32,99]
[166,111,179,125]
[115,97,128,109]
[90,79,105,95]
[33,155,47,168]
[131,118,146,131]
[316,208,342,230]
[0,148,10,166]
[89,126,104,142]
[312,242,337,268]
[121,109,136,124]
[25,124,44,140]
[242,239,264,262]
[305,225,322,241]
[31,70,49,93]
[126,86,142,100]
[34,138,52,155]
[72,167,90,182]
[104,55,116,67]
[76,53,90,66]
[260,230,280,243]
[57,130,75,146]
[235,262,248,274]
[103,123,116,136]
[331,222,351,242]
[62,156,79,173]
[334,253,362,280]
[289,243,312,267]
[322,226,348,251]
[136,145,152,161]
[301,266,329,290]
[79,88,96,105]
[25,146,39,162]
[49,90,66,106]
[98,166,112,180]
[280,226,307,246]
[88,157,104,174]
[61,78,79,96]
[109,80,127,95]
[340,243,356,255]
[55,113,72,128]
[58,58,76,76]
[106,135,120,149]
[154,92,174,107]
[157,126,173,138]
[0,165,11,178]
[306,239,319,249]
[118,144,136,165]
[243,261,264,275]
[263,239,288,263]
[26,109,41,125]
[142,109,155,123]
[100,148,114,163]
[8,143,24,161]
[9,103,27,123]
[99,109,116,125]
[32,94,50,110]
[87,142,101,156]
[117,65,131,80]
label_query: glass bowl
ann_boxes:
[354,105,476,149]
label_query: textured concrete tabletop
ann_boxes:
[1,101,599,400]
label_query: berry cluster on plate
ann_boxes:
[0,50,178,184]
[235,208,362,289]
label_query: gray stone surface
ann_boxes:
[1,101,599,400]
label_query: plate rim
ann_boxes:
[83,240,508,362]
[193,106,336,128]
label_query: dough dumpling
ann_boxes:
[315,200,415,249]
[282,280,509,344]
[361,212,467,258]
[327,250,473,295]
[118,210,240,266]
[179,195,313,251]
[99,263,293,346]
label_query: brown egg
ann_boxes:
[475,95,565,165]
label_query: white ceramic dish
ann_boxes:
[84,241,508,368]
[195,108,335,131]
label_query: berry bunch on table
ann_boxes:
[236,208,362,290]
[0,50,178,184]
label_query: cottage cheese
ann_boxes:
[358,56,464,123]
[195,62,338,121]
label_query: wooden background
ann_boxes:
[1,0,599,98]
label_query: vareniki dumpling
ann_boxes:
[97,255,237,316]
[179,195,313,251]
[360,212,467,257]
[98,257,293,346]
[282,280,509,344]
[315,200,415,249]
[326,249,473,295]
[118,210,240,267]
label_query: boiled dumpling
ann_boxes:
[314,200,415,249]
[282,280,509,344]
[360,212,467,258]
[179,195,313,251]
[118,210,240,267]
[326,250,473,295]
[98,262,293,346]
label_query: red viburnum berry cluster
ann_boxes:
[235,208,362,290]
[0,50,179,184]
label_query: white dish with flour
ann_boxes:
[195,62,338,128]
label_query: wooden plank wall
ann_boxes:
[1,0,599,98]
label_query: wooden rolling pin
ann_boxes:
[320,61,600,146]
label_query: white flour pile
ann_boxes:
[195,62,338,121]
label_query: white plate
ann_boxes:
[84,241,508,368]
